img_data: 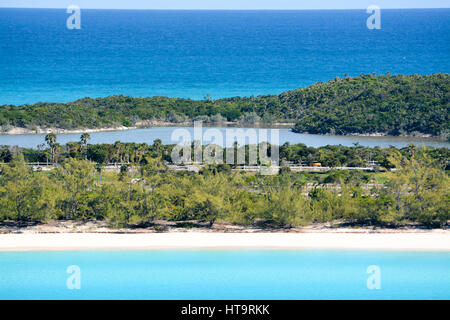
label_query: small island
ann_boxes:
[0,73,448,139]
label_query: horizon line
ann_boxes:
[1,7,450,10]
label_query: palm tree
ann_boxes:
[135,144,146,164]
[53,143,61,164]
[153,139,162,153]
[113,141,123,164]
[80,133,91,159]
[44,133,57,164]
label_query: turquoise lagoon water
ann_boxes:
[0,250,449,300]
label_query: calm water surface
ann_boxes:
[1,9,449,105]
[0,126,448,149]
[0,250,449,300]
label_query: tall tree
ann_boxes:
[44,133,57,164]
[153,139,162,153]
[80,133,91,159]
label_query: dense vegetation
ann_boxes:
[0,138,449,229]
[1,73,448,137]
[292,73,449,136]
[1,135,449,170]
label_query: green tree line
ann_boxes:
[0,146,448,229]
[1,73,448,137]
[1,136,449,170]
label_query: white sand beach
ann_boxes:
[0,231,449,251]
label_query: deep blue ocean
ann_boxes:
[0,8,449,105]
[0,250,449,300]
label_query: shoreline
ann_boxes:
[0,122,295,135]
[1,125,139,135]
[0,231,449,251]
[0,123,444,140]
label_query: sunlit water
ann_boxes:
[0,126,448,149]
[0,250,448,300]
[1,9,449,105]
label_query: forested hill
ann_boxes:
[0,73,448,137]
[290,73,449,136]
